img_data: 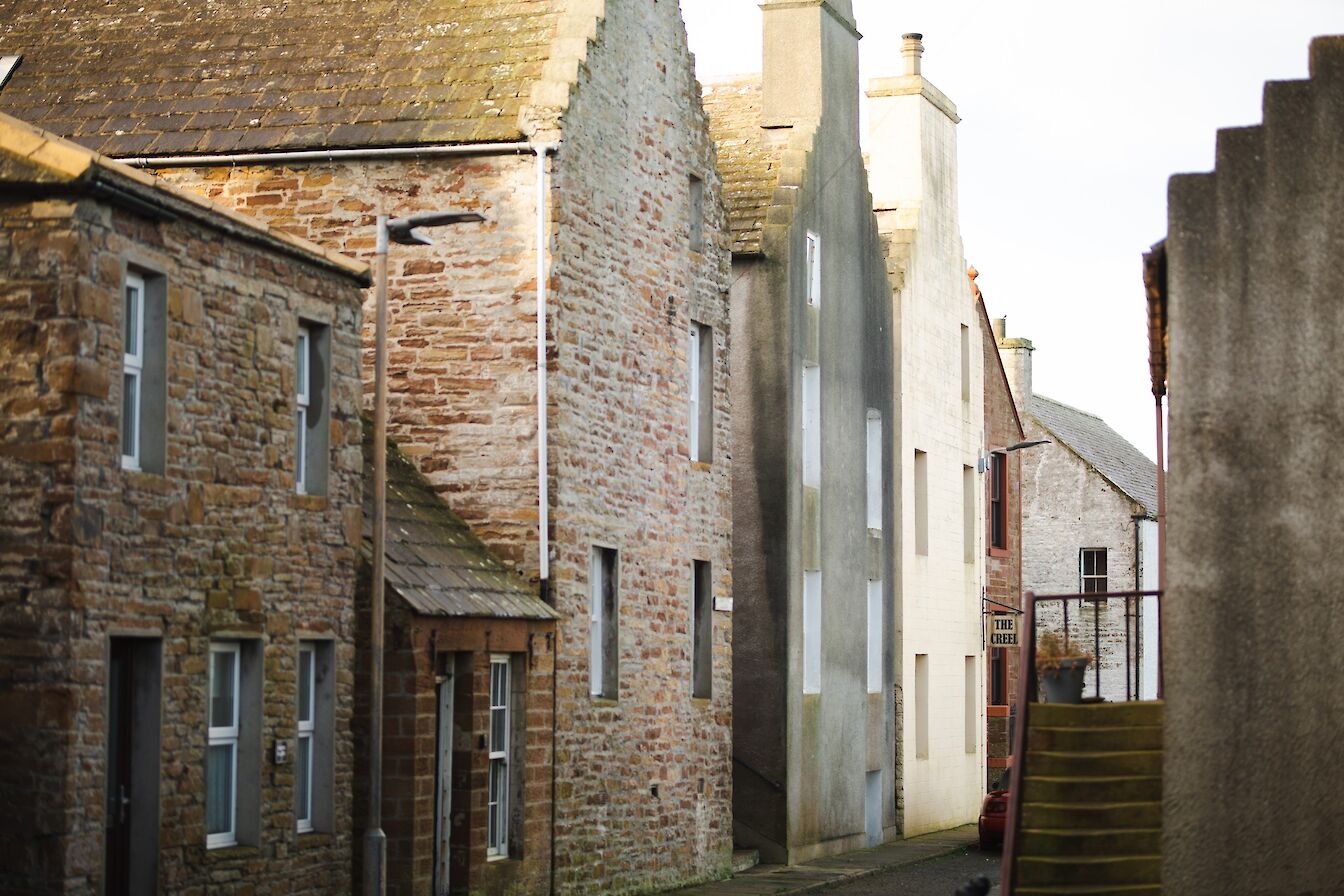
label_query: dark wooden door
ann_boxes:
[104,639,134,896]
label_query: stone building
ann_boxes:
[866,35,987,835]
[1163,34,1344,894]
[703,0,899,864]
[0,114,367,894]
[0,2,735,892]
[359,425,557,896]
[973,291,1026,792]
[997,326,1159,702]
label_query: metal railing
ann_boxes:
[999,588,1163,896]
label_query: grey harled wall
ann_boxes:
[729,0,899,865]
[1165,35,1344,894]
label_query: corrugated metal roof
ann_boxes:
[0,0,563,155]
[362,421,556,621]
[1031,394,1159,515]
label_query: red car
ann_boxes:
[978,766,1011,850]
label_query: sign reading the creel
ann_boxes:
[989,614,1019,647]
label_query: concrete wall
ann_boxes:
[867,44,986,836]
[1164,35,1344,894]
[728,0,898,864]
[157,3,734,892]
[0,191,364,894]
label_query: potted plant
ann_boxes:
[1035,631,1092,704]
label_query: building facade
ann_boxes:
[0,115,367,894]
[976,295,1025,792]
[704,0,899,864]
[997,325,1159,703]
[866,35,987,835]
[0,2,736,892]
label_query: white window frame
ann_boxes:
[803,570,821,694]
[1081,548,1108,593]
[487,656,510,858]
[295,326,310,494]
[802,364,820,488]
[866,409,882,530]
[805,231,821,306]
[867,580,882,694]
[689,323,702,461]
[207,642,241,849]
[121,272,145,471]
[295,643,315,833]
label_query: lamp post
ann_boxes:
[365,211,483,896]
[976,438,1050,473]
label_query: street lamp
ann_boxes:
[977,439,1051,473]
[365,210,483,896]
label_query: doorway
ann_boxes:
[105,637,161,895]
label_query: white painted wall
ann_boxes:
[868,57,986,836]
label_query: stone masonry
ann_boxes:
[151,3,736,892]
[0,121,367,894]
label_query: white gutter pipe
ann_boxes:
[125,141,557,598]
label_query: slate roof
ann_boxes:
[0,0,563,156]
[702,78,785,256]
[0,112,369,282]
[363,423,555,621]
[1031,394,1159,515]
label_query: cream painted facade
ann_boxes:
[867,36,986,836]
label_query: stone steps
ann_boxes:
[1012,700,1163,893]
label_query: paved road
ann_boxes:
[822,845,1001,896]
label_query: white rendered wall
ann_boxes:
[869,74,986,836]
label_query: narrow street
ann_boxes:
[825,847,1001,896]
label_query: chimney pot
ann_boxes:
[901,33,924,77]
[992,317,1006,341]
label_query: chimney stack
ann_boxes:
[761,0,860,137]
[901,33,923,76]
[995,318,1034,410]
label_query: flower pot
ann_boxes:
[1038,657,1089,704]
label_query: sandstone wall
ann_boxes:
[0,192,364,893]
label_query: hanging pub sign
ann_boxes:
[989,614,1019,647]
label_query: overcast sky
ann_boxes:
[679,1,1344,460]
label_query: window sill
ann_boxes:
[296,830,333,849]
[290,493,328,511]
[690,460,712,472]
[987,546,1010,558]
[590,696,619,706]
[205,843,258,860]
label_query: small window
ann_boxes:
[1081,548,1107,593]
[989,452,1008,550]
[207,640,260,848]
[914,450,928,556]
[867,579,882,694]
[963,465,976,563]
[296,321,330,496]
[692,561,712,698]
[965,656,977,754]
[960,324,971,403]
[689,175,704,252]
[802,364,820,488]
[590,547,619,699]
[689,323,713,462]
[120,269,165,473]
[296,641,333,833]
[805,231,820,306]
[487,656,510,857]
[866,410,882,530]
[803,570,821,694]
[990,645,1008,706]
[915,653,929,759]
